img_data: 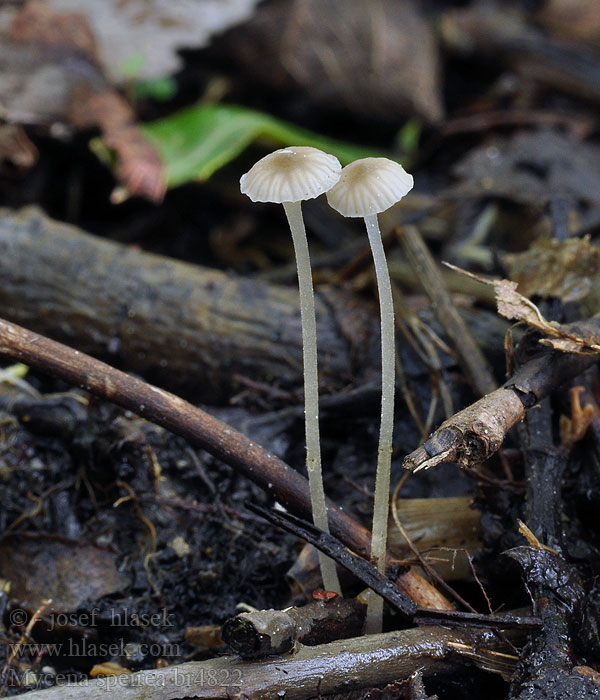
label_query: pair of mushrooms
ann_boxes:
[240,147,413,633]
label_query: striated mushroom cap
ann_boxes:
[327,158,413,217]
[240,146,341,203]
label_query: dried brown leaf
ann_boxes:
[0,533,130,611]
[444,263,600,355]
[69,87,166,202]
[503,237,600,308]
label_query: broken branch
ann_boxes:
[222,597,366,658]
[0,626,520,700]
[403,331,599,472]
[0,315,451,611]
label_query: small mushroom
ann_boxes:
[240,146,342,594]
[327,157,413,631]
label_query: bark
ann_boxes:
[403,332,599,471]
[0,206,376,402]
[0,626,516,700]
[0,315,452,611]
[222,598,366,658]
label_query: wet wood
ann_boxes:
[0,207,376,402]
[0,315,453,612]
[222,598,366,658]
[0,626,516,700]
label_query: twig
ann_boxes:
[246,502,417,617]
[403,330,599,472]
[0,625,519,700]
[0,316,451,611]
[248,503,541,632]
[1,598,53,694]
[222,598,366,658]
[397,224,496,397]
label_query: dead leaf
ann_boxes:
[90,662,132,677]
[0,0,261,83]
[214,0,443,123]
[0,0,166,201]
[0,533,130,611]
[0,124,38,171]
[536,0,600,45]
[503,237,600,315]
[444,263,600,355]
[451,131,600,228]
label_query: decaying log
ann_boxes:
[0,207,514,404]
[0,316,452,612]
[0,206,376,402]
[0,626,519,700]
[222,597,366,658]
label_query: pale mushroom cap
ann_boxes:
[240,146,342,203]
[326,157,414,217]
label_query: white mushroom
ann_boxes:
[327,157,413,631]
[241,146,342,594]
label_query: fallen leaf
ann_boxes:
[139,103,388,187]
[444,263,600,355]
[0,533,130,611]
[503,237,600,318]
[0,0,261,83]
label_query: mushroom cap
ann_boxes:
[240,146,342,203]
[326,157,413,217]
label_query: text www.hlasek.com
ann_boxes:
[5,640,180,658]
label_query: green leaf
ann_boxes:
[396,119,422,157]
[135,76,178,102]
[141,103,395,188]
[119,53,147,79]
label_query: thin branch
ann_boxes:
[222,598,366,658]
[0,316,452,611]
[248,503,541,632]
[403,330,599,472]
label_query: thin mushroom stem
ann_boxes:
[283,200,341,594]
[364,212,395,633]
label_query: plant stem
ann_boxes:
[283,201,341,594]
[364,213,395,633]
